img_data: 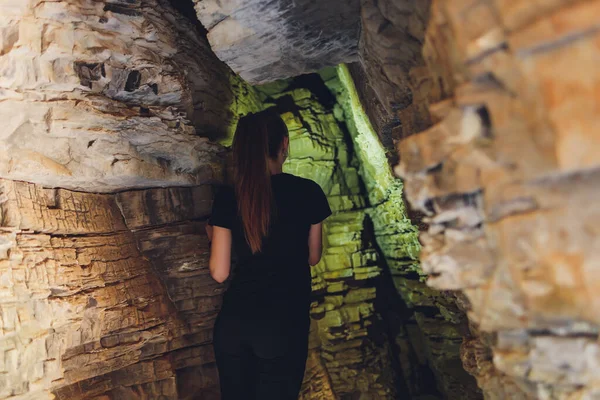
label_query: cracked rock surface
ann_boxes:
[355,0,600,398]
[193,0,361,84]
[0,179,222,399]
[0,0,261,192]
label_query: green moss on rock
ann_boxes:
[318,64,422,280]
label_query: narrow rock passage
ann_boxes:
[1,0,598,399]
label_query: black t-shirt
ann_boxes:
[209,173,332,318]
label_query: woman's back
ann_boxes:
[210,173,331,316]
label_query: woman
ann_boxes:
[206,108,331,399]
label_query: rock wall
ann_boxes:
[193,0,361,84]
[0,1,262,399]
[0,0,263,192]
[356,0,600,398]
[0,180,222,399]
[3,0,597,398]
[327,65,481,399]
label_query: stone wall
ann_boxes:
[356,0,600,398]
[0,180,222,399]
[0,1,259,399]
[0,0,262,192]
[328,65,481,399]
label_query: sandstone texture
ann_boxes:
[2,0,597,398]
[0,0,263,192]
[193,0,361,84]
[356,0,600,398]
[0,180,222,399]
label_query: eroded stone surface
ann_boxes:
[325,65,481,399]
[0,179,221,399]
[0,0,263,192]
[194,0,361,84]
[356,0,600,398]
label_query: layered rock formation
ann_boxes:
[0,1,253,398]
[331,65,482,399]
[0,0,263,192]
[2,0,598,398]
[194,0,361,84]
[0,180,222,399]
[355,0,600,398]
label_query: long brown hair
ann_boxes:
[232,108,289,253]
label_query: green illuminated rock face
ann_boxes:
[252,80,397,397]
[219,63,479,399]
[250,66,480,399]
[325,65,421,267]
[321,65,422,276]
[322,65,482,399]
[212,72,264,146]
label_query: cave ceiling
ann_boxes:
[191,0,361,84]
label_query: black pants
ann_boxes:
[213,311,309,400]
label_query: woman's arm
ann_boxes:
[308,222,323,266]
[209,226,232,283]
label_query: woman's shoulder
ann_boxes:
[213,184,236,202]
[279,173,322,190]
